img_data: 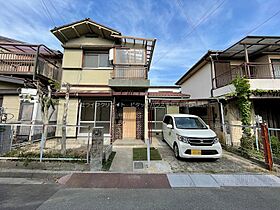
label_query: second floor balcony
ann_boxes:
[109,65,149,87]
[109,47,150,88]
[111,66,148,79]
[214,62,280,88]
[0,43,62,82]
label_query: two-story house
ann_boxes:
[51,18,157,141]
[0,35,62,142]
[176,36,280,145]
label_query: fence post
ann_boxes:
[260,122,273,170]
[39,124,45,162]
[90,127,103,171]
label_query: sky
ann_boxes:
[1,0,280,85]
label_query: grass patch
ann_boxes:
[133,147,162,161]
[102,151,116,171]
[3,148,87,162]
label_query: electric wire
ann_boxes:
[40,0,56,26]
[175,0,208,50]
[153,0,226,65]
[245,8,280,35]
[48,0,66,24]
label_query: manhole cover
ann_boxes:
[134,162,144,169]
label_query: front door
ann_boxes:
[123,107,136,139]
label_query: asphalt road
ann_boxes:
[1,184,280,210]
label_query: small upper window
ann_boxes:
[83,51,110,68]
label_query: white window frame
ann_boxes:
[83,51,111,69]
[78,100,112,136]
[151,107,166,132]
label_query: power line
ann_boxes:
[245,8,280,35]
[175,0,208,50]
[40,0,56,26]
[153,0,226,65]
[48,0,66,24]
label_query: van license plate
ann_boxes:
[191,150,201,155]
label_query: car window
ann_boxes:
[174,117,207,129]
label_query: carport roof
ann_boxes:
[219,35,280,59]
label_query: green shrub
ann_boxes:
[240,135,254,150]
[270,136,280,155]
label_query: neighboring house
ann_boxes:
[176,36,280,145]
[148,86,189,133]
[0,36,62,142]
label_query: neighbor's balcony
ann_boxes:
[214,62,280,88]
[213,62,280,97]
[0,52,62,81]
[0,41,63,82]
[109,65,149,87]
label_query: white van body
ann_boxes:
[162,114,222,159]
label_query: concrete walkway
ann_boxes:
[109,139,146,172]
[167,174,280,188]
[110,139,173,173]
[109,147,133,172]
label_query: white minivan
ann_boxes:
[162,114,222,159]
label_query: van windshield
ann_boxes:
[174,117,207,129]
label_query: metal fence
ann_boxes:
[0,123,109,164]
[215,122,280,168]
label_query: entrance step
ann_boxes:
[113,139,146,147]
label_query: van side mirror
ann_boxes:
[206,125,210,129]
[167,124,173,129]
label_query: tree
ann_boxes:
[61,83,70,155]
[37,81,59,162]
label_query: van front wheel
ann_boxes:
[174,144,180,159]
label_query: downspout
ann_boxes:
[212,97,227,144]
[209,55,216,97]
[208,54,227,142]
[209,54,227,142]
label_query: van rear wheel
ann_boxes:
[174,144,180,159]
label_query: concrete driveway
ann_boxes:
[152,136,273,174]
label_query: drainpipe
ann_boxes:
[209,54,219,97]
[212,98,227,144]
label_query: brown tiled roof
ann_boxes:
[148,91,190,98]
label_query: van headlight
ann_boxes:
[176,134,189,143]
[213,137,219,144]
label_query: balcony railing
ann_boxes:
[0,53,35,73]
[214,62,280,88]
[111,66,147,79]
[37,58,62,81]
[0,52,62,81]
